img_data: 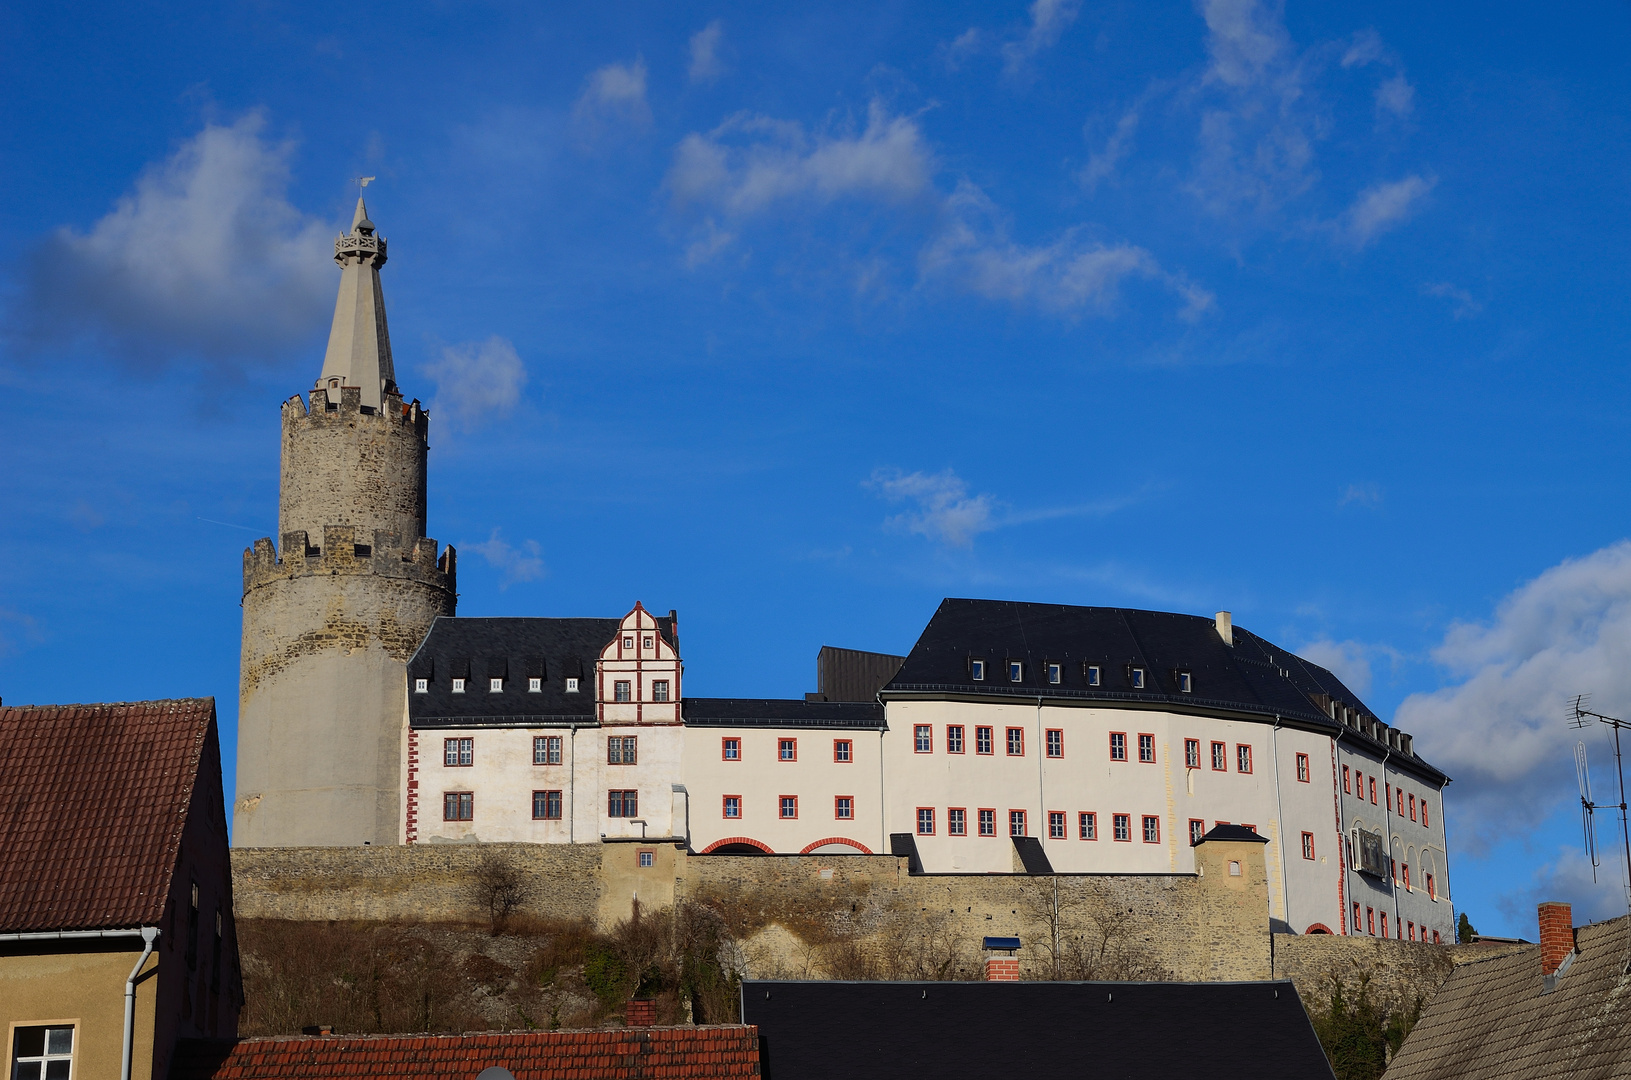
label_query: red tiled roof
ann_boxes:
[0,698,214,932]
[168,1026,762,1080]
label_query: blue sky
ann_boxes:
[3,1,1631,939]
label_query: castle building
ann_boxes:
[234,199,456,847]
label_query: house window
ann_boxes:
[1296,753,1310,783]
[444,738,473,767]
[643,635,654,649]
[1006,727,1024,756]
[1422,801,1431,828]
[1049,811,1066,839]
[1138,734,1155,763]
[1236,745,1253,774]
[1130,667,1145,689]
[1408,921,1416,941]
[1046,729,1063,758]
[834,739,852,762]
[915,725,933,753]
[1353,902,1361,935]
[837,796,854,820]
[608,790,638,817]
[1112,814,1131,842]
[533,790,562,820]
[639,850,655,868]
[779,738,797,761]
[565,677,580,693]
[722,738,740,761]
[1190,819,1205,846]
[1381,913,1389,939]
[947,726,964,753]
[608,735,637,764]
[1009,660,1024,682]
[1343,765,1351,793]
[1426,873,1436,900]
[452,678,466,694]
[1301,832,1315,860]
[11,1026,73,1080]
[1185,739,1200,768]
[1403,863,1411,890]
[1410,793,1417,821]
[1080,812,1097,840]
[1177,671,1192,693]
[623,636,634,649]
[976,727,994,755]
[1367,907,1375,935]
[1142,816,1160,843]
[1397,787,1404,816]
[1048,663,1062,684]
[489,677,503,693]
[613,680,632,702]
[948,807,966,834]
[652,680,670,702]
[444,792,473,821]
[1086,665,1101,686]
[414,678,428,693]
[533,736,562,765]
[1110,733,1127,761]
[528,677,542,692]
[978,809,996,836]
[723,795,741,818]
[1369,776,1377,804]
[917,807,935,835]
[1009,810,1027,837]
[970,659,986,681]
[1433,930,1442,944]
[1211,741,1227,771]
[780,796,798,819]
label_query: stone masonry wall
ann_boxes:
[1272,932,1531,1021]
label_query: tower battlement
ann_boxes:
[283,387,430,438]
[242,529,456,594]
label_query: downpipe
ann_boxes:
[122,927,160,1080]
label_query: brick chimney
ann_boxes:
[983,936,1020,982]
[1539,902,1574,977]
[626,998,657,1026]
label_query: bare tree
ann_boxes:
[471,852,530,934]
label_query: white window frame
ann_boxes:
[11,1025,74,1080]
[652,680,670,702]
[1087,665,1101,686]
[452,678,466,694]
[529,677,542,692]
[489,677,503,693]
[414,678,428,693]
[1130,667,1145,689]
[1048,663,1061,684]
[613,680,632,702]
[565,677,580,693]
[970,659,986,681]
[1009,660,1024,682]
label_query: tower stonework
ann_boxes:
[234,198,456,847]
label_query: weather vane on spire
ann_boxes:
[355,175,376,190]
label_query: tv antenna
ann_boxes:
[1569,694,1631,962]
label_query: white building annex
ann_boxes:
[402,599,1454,944]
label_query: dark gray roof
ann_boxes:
[682,698,884,729]
[887,598,1447,784]
[1386,916,1631,1079]
[742,979,1334,1080]
[407,615,674,726]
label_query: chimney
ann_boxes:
[1539,902,1575,978]
[1215,611,1233,647]
[626,998,657,1027]
[983,936,1020,982]
[300,1025,335,1037]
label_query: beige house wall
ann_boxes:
[1,946,158,1080]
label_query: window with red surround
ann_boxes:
[1296,753,1310,783]
[723,795,741,819]
[1185,739,1200,768]
[1009,809,1027,836]
[978,808,996,836]
[1409,793,1417,821]
[444,791,473,820]
[833,739,852,763]
[1046,729,1063,758]
[1236,744,1252,774]
[444,737,473,767]
[1112,813,1131,841]
[1211,741,1227,771]
[1189,818,1205,845]
[1343,765,1351,793]
[779,795,798,819]
[721,737,740,761]
[976,726,994,755]
[1049,811,1066,839]
[834,796,853,820]
[779,738,797,762]
[916,807,935,835]
[1301,831,1315,860]
[1110,732,1127,761]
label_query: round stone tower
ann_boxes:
[234,197,457,847]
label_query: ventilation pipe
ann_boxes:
[1215,611,1233,646]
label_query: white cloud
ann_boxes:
[1339,481,1383,508]
[15,113,332,368]
[867,467,997,548]
[1001,0,1082,74]
[1298,638,1376,696]
[689,22,725,84]
[1340,28,1386,69]
[1336,173,1435,247]
[1376,73,1414,118]
[1395,541,1631,850]
[1079,109,1140,191]
[942,28,983,71]
[574,58,651,131]
[1198,0,1294,90]
[1496,847,1629,927]
[466,528,545,589]
[418,336,528,431]
[1422,281,1482,319]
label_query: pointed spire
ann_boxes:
[317,197,396,411]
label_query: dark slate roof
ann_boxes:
[1385,916,1631,1080]
[0,699,215,932]
[408,615,675,725]
[681,698,885,729]
[1204,823,1270,844]
[743,979,1333,1080]
[887,598,1447,784]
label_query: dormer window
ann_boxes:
[565,678,580,693]
[1048,663,1061,684]
[1086,665,1101,686]
[623,636,634,649]
[528,677,542,692]
[1009,661,1024,682]
[643,635,654,649]
[970,659,986,681]
[489,678,503,693]
[414,678,428,694]
[452,678,466,694]
[1177,671,1192,693]
[1130,667,1145,689]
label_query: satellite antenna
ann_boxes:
[1568,694,1631,965]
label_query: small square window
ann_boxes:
[779,738,797,761]
[976,726,994,755]
[613,680,632,702]
[533,790,562,820]
[1189,818,1205,845]
[623,636,634,649]
[1048,663,1061,684]
[1185,738,1200,768]
[836,796,854,820]
[489,677,503,693]
[1112,813,1131,841]
[528,677,542,692]
[1009,660,1024,682]
[608,735,637,765]
[833,739,852,762]
[1009,810,1027,837]
[723,795,741,818]
[1079,811,1097,839]
[978,808,996,836]
[1006,727,1024,756]
[970,659,986,681]
[11,1025,74,1080]
[915,725,933,753]
[452,678,466,694]
[1177,671,1192,693]
[1086,665,1101,686]
[638,849,655,868]
[444,791,473,821]
[948,807,966,834]
[652,679,671,702]
[1130,667,1145,689]
[1110,732,1127,761]
[444,737,472,767]
[722,738,740,761]
[414,678,428,693]
[1048,811,1066,839]
[1142,815,1160,843]
[1296,753,1310,783]
[1046,729,1063,758]
[781,795,799,819]
[947,726,964,753]
[917,807,935,835]
[565,677,580,693]
[643,636,654,649]
[1138,734,1155,763]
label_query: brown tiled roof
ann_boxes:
[167,1026,762,1080]
[0,698,214,933]
[1385,916,1631,1079]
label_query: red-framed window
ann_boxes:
[948,807,967,835]
[1006,728,1024,756]
[1236,744,1253,774]
[1189,818,1205,846]
[608,790,638,817]
[1352,902,1361,936]
[1381,912,1389,939]
[978,808,996,836]
[1301,831,1315,860]
[444,737,473,767]
[1296,753,1310,783]
[1403,863,1411,890]
[1112,814,1131,842]
[1433,930,1442,944]
[721,737,740,761]
[1138,734,1156,763]
[947,725,965,754]
[1367,907,1375,935]
[1408,921,1416,941]
[533,736,562,765]
[532,790,562,820]
[1185,738,1200,768]
[723,795,741,819]
[1343,765,1351,793]
[779,795,798,819]
[916,807,935,835]
[1369,776,1377,804]
[1427,873,1436,900]
[1398,788,1406,817]
[608,735,637,765]
[835,795,853,820]
[779,738,797,762]
[1080,812,1097,839]
[1048,811,1066,839]
[1046,729,1063,758]
[1422,800,1431,828]
[1142,815,1160,843]
[833,739,852,763]
[975,726,994,755]
[1211,741,1227,771]
[914,725,933,753]
[444,791,473,820]
[1110,732,1127,761]
[1008,809,1027,837]
[1409,793,1417,821]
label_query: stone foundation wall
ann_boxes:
[1272,933,1530,1019]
